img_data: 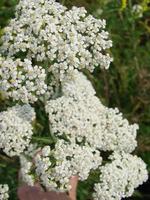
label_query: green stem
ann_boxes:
[61,0,66,5]
[32,136,54,144]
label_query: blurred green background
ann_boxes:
[0,0,150,199]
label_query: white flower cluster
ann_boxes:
[132,4,143,18]
[0,0,113,81]
[20,155,35,186]
[9,104,35,122]
[34,140,102,191]
[101,107,138,152]
[46,71,138,153]
[34,146,54,189]
[0,1,148,198]
[61,70,96,100]
[0,104,35,156]
[45,95,104,146]
[19,143,41,186]
[93,152,148,200]
[0,57,47,103]
[0,184,9,200]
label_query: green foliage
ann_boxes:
[0,0,150,199]
[0,0,19,28]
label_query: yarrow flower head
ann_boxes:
[0,0,148,199]
[46,71,138,153]
[61,70,96,100]
[0,57,47,103]
[100,107,138,152]
[0,104,35,156]
[35,141,102,191]
[0,0,113,81]
[93,152,148,200]
[0,184,9,200]
[45,95,104,145]
[21,140,102,192]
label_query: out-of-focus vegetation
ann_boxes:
[0,0,150,199]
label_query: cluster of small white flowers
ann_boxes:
[34,146,55,190]
[19,143,41,186]
[132,4,143,18]
[61,70,96,100]
[45,95,105,145]
[0,0,113,81]
[45,71,104,146]
[0,105,35,156]
[93,152,148,200]
[46,71,138,153]
[53,140,102,185]
[0,184,9,200]
[8,104,36,122]
[0,1,148,198]
[101,107,138,152]
[0,57,47,103]
[34,140,102,191]
[19,155,35,186]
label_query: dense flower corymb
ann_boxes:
[93,152,148,200]
[0,0,113,81]
[0,104,35,156]
[61,70,96,100]
[0,57,47,103]
[0,0,148,199]
[20,140,102,192]
[46,71,138,153]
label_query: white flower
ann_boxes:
[8,104,36,122]
[100,107,138,152]
[20,155,35,186]
[46,72,138,153]
[0,184,9,200]
[0,0,113,82]
[93,152,148,200]
[0,105,35,156]
[19,143,42,186]
[34,140,102,191]
[62,70,96,100]
[132,4,143,18]
[42,146,51,157]
[0,57,47,103]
